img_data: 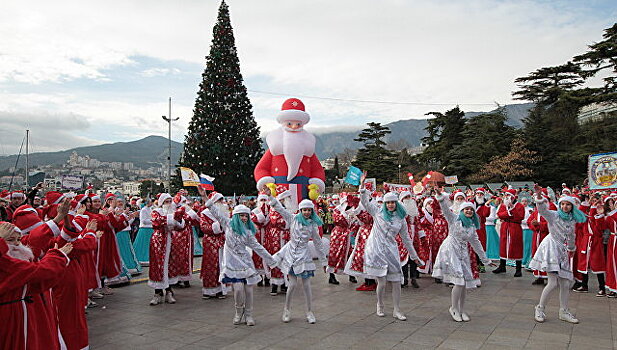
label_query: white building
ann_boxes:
[577,102,617,124]
[122,181,141,196]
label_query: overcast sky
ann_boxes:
[0,0,615,155]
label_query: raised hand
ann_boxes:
[359,171,367,186]
[58,243,74,255]
[533,184,542,198]
[85,219,98,232]
[96,231,104,239]
[0,222,15,239]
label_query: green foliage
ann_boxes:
[419,107,466,170]
[180,0,263,195]
[353,123,397,183]
[447,108,517,179]
[139,180,165,198]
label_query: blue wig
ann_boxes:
[230,213,256,236]
[557,207,587,223]
[295,210,324,226]
[458,212,480,229]
[381,202,407,221]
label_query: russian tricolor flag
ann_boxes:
[199,174,215,190]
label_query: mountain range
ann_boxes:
[0,103,533,172]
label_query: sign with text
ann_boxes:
[344,166,363,186]
[61,175,84,190]
[179,167,200,187]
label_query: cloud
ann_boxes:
[0,0,615,152]
[140,68,181,78]
[0,111,99,154]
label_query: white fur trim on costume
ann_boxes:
[256,176,275,192]
[60,230,78,242]
[308,177,325,194]
[45,220,61,237]
[20,221,44,234]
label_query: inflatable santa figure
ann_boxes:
[254,98,326,211]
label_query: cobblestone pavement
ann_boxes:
[88,264,616,349]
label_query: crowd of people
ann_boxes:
[1,178,616,349]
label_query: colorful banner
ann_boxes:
[444,175,458,185]
[383,182,412,193]
[179,167,200,187]
[344,166,363,186]
[199,174,215,190]
[588,152,617,190]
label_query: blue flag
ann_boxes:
[344,166,363,186]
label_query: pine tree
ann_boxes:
[180,0,263,195]
[419,106,466,170]
[353,122,397,183]
[573,23,617,98]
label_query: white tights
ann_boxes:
[232,282,254,311]
[539,272,571,309]
[451,285,467,314]
[376,277,402,312]
[285,275,313,312]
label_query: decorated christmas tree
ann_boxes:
[181,0,263,195]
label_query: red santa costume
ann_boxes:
[0,233,69,350]
[493,189,525,276]
[254,98,326,211]
[474,188,490,250]
[53,224,97,350]
[327,195,360,275]
[199,192,227,298]
[148,193,186,305]
[171,195,199,284]
[604,207,617,295]
[572,200,606,294]
[419,197,449,278]
[528,203,553,281]
[251,194,271,277]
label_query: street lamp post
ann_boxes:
[398,164,401,184]
[162,97,179,192]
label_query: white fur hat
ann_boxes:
[383,192,398,202]
[299,199,314,210]
[459,201,476,212]
[232,205,251,215]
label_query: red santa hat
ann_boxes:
[208,191,224,203]
[105,193,116,201]
[0,190,9,203]
[503,189,517,198]
[45,191,65,205]
[89,193,100,201]
[276,98,310,125]
[12,205,44,234]
[475,188,486,194]
[452,191,466,201]
[399,191,412,201]
[158,193,172,207]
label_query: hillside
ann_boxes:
[313,102,533,158]
[0,136,183,171]
[0,103,533,170]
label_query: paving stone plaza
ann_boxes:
[88,265,616,350]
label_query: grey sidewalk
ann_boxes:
[88,266,616,349]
